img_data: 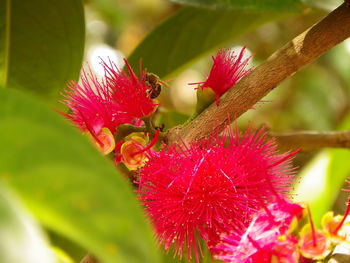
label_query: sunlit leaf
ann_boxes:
[0,88,161,263]
[302,0,342,10]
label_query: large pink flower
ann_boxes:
[61,68,132,135]
[102,59,158,119]
[214,200,304,263]
[61,59,159,154]
[138,128,298,262]
[199,48,251,98]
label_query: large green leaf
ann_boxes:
[0,0,85,98]
[0,182,54,263]
[0,88,161,263]
[168,0,303,11]
[128,7,292,78]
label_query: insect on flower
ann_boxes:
[145,73,162,99]
[101,59,159,119]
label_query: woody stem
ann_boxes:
[268,130,350,152]
[167,3,350,143]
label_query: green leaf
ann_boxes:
[49,231,86,262]
[295,114,350,224]
[128,7,292,78]
[302,0,342,10]
[0,88,161,263]
[168,0,303,12]
[0,0,85,98]
[52,247,76,263]
[0,181,54,263]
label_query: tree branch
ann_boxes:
[167,3,350,143]
[268,130,350,152]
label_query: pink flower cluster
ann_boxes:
[61,59,158,158]
[212,181,350,263]
[138,128,298,262]
[214,200,304,263]
[61,48,350,263]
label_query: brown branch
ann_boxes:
[80,254,100,263]
[167,3,350,144]
[268,130,350,152]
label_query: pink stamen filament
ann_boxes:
[268,149,300,168]
[131,129,160,157]
[77,109,104,147]
[307,205,317,247]
[334,197,350,234]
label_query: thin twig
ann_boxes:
[167,3,350,143]
[268,130,350,152]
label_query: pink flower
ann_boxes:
[102,59,158,119]
[62,68,132,134]
[214,200,304,263]
[138,128,298,262]
[199,48,251,100]
[60,59,159,155]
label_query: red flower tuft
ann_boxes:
[61,68,132,135]
[199,48,251,99]
[102,59,158,119]
[214,199,304,263]
[137,128,298,262]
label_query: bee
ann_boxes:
[145,73,162,99]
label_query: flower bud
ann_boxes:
[86,127,115,155]
[120,136,148,170]
[299,224,330,259]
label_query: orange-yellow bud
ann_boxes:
[120,136,148,170]
[299,225,330,259]
[86,127,115,155]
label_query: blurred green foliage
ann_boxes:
[0,88,160,263]
[0,0,85,100]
